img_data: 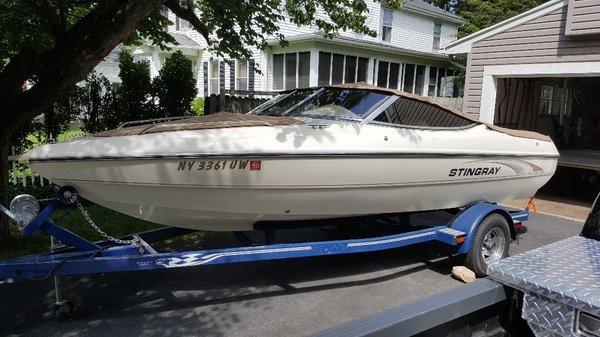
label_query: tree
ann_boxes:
[431,0,550,38]
[0,0,396,239]
[116,51,158,122]
[154,51,198,117]
[40,89,78,142]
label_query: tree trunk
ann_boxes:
[0,0,168,241]
[0,133,12,240]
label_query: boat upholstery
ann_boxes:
[94,112,303,137]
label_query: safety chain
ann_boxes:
[77,201,140,246]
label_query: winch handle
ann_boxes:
[0,203,19,223]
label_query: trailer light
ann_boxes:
[579,312,600,337]
[9,195,40,231]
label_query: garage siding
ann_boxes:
[567,0,600,35]
[463,4,600,117]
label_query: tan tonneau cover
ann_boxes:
[96,83,551,142]
[94,112,303,137]
[321,83,552,142]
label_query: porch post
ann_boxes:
[309,49,319,87]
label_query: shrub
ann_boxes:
[154,51,198,117]
[116,51,158,122]
[191,97,204,116]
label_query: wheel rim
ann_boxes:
[481,227,506,265]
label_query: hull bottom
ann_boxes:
[56,174,552,231]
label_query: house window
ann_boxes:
[235,60,248,90]
[389,63,400,89]
[539,85,554,115]
[357,58,369,82]
[538,84,572,116]
[273,54,284,90]
[428,67,438,96]
[209,60,219,95]
[285,53,297,89]
[433,23,442,51]
[273,52,310,90]
[403,64,416,93]
[332,53,344,84]
[374,60,402,89]
[344,56,357,84]
[159,5,168,18]
[382,8,393,42]
[190,59,198,79]
[436,68,446,96]
[438,69,454,97]
[319,52,369,85]
[176,17,192,30]
[377,61,389,87]
[298,53,310,88]
[414,65,426,95]
[318,52,331,86]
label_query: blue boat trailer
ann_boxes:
[0,188,529,317]
[0,192,529,284]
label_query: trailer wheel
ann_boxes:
[464,213,510,277]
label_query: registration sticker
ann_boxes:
[250,160,262,171]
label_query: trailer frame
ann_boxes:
[0,190,529,317]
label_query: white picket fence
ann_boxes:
[8,146,50,187]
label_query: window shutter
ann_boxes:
[248,59,255,91]
[219,62,225,93]
[229,60,235,90]
[203,62,208,97]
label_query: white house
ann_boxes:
[97,0,463,99]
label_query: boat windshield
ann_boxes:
[252,88,391,121]
[252,89,317,116]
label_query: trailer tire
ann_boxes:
[463,213,510,277]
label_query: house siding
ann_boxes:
[174,0,459,59]
[164,0,460,96]
[566,0,600,36]
[463,4,600,116]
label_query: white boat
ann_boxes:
[20,84,559,231]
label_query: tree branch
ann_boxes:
[0,0,168,133]
[164,0,211,44]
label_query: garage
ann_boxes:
[446,0,600,201]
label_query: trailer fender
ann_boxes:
[450,203,514,255]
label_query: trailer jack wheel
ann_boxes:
[464,213,510,277]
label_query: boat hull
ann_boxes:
[34,155,556,231]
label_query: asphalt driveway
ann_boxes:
[0,212,584,337]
